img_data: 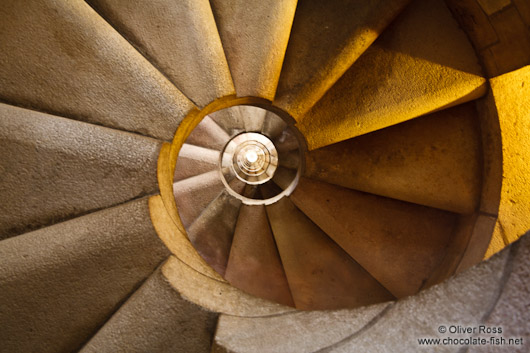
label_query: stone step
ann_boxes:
[0,103,161,240]
[185,116,230,151]
[304,102,482,214]
[79,267,218,353]
[239,105,267,133]
[188,190,244,276]
[173,170,226,228]
[209,108,245,137]
[274,0,411,119]
[0,0,195,141]
[0,198,169,353]
[87,0,234,108]
[174,143,220,181]
[265,196,395,310]
[290,177,457,298]
[224,205,294,307]
[261,112,287,140]
[298,0,486,150]
[210,0,297,99]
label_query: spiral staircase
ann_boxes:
[1,0,529,352]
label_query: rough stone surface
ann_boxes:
[299,0,486,150]
[214,302,390,353]
[304,102,482,213]
[0,103,161,240]
[186,116,231,151]
[225,205,294,307]
[291,177,457,298]
[275,0,411,119]
[265,197,394,310]
[239,105,267,132]
[0,198,170,353]
[88,0,234,108]
[174,143,219,181]
[326,241,512,352]
[80,267,218,353]
[210,0,297,99]
[0,0,194,141]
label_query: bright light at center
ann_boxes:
[245,150,258,163]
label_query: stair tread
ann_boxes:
[188,188,244,276]
[299,0,486,150]
[275,0,411,119]
[210,0,297,99]
[261,111,287,140]
[291,177,457,298]
[265,196,394,310]
[185,116,230,151]
[0,103,161,240]
[173,170,226,228]
[209,108,245,137]
[304,102,482,214]
[174,143,220,182]
[0,198,169,353]
[0,0,194,141]
[87,0,234,108]
[225,205,294,307]
[239,105,267,133]
[80,267,217,353]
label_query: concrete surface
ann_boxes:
[0,198,169,353]
[80,267,218,353]
[0,103,161,240]
[87,0,234,108]
[275,0,410,119]
[299,0,486,150]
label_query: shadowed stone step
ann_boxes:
[185,116,231,151]
[174,143,220,181]
[265,196,394,310]
[0,0,194,141]
[275,0,411,119]
[0,103,161,240]
[225,205,294,307]
[239,105,267,132]
[210,0,297,99]
[261,112,287,140]
[188,189,244,276]
[174,170,226,228]
[299,0,487,150]
[88,0,234,108]
[0,198,169,353]
[209,109,245,136]
[304,102,482,214]
[291,177,457,298]
[79,267,218,353]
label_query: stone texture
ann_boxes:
[214,302,390,353]
[327,241,513,352]
[261,112,287,140]
[210,108,246,137]
[174,143,219,181]
[291,177,457,298]
[0,103,161,240]
[186,116,231,151]
[239,105,267,132]
[225,205,294,307]
[265,197,394,310]
[304,102,482,214]
[0,198,170,353]
[80,267,218,353]
[0,0,195,141]
[210,0,297,100]
[275,0,411,119]
[299,0,486,150]
[88,0,234,108]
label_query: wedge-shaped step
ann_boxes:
[79,267,218,353]
[291,177,457,298]
[210,0,297,99]
[305,102,481,213]
[265,197,394,310]
[0,103,161,240]
[185,116,230,151]
[174,144,219,181]
[0,198,169,353]
[225,205,294,307]
[209,109,245,136]
[0,0,194,141]
[88,0,234,108]
[275,0,411,119]
[299,0,486,149]
[239,105,267,132]
[174,170,226,228]
[188,190,243,276]
[261,112,287,140]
